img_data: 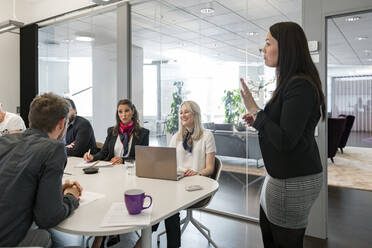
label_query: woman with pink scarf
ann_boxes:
[84,99,149,164]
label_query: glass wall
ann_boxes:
[131,0,301,219]
[38,9,119,142]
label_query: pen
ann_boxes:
[87,149,91,157]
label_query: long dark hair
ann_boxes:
[112,99,141,138]
[269,22,326,120]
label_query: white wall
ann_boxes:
[0,0,92,113]
[302,0,372,239]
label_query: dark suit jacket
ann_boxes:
[253,77,323,179]
[93,126,149,161]
[65,116,97,157]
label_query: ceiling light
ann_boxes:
[364,49,371,54]
[0,20,24,34]
[75,32,95,42]
[247,32,258,36]
[346,16,361,22]
[367,59,372,62]
[200,8,215,14]
[356,37,368,41]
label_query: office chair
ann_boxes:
[157,157,223,248]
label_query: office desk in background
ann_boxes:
[56,157,219,248]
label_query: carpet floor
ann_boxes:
[220,146,372,192]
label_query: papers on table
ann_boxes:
[79,191,105,206]
[75,160,113,168]
[101,202,152,227]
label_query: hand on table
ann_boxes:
[63,180,83,200]
[110,157,123,165]
[184,169,198,177]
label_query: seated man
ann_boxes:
[64,98,97,157]
[0,103,26,137]
[0,93,82,247]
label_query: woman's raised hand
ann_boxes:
[240,78,260,114]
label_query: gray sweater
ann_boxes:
[0,128,79,246]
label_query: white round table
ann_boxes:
[56,157,219,248]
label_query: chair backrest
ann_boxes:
[214,123,233,131]
[211,157,223,181]
[213,132,246,158]
[189,157,223,209]
[96,142,103,149]
[328,117,346,158]
[338,115,355,149]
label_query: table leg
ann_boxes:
[142,226,152,248]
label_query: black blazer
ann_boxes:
[93,126,149,161]
[65,116,97,157]
[253,77,323,179]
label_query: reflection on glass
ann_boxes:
[38,10,118,142]
[131,0,301,219]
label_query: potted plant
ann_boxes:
[165,81,184,137]
[222,89,246,131]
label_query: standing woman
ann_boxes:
[241,22,325,248]
[84,99,149,164]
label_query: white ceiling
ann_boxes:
[328,12,372,66]
[38,0,372,66]
[131,0,300,63]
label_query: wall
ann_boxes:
[302,0,372,239]
[0,0,92,113]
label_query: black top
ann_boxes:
[65,115,97,157]
[93,126,149,161]
[253,77,323,179]
[0,129,79,246]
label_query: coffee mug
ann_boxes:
[124,189,152,215]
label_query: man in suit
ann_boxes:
[64,98,97,157]
[0,93,82,247]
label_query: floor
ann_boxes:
[346,131,372,148]
[55,133,372,247]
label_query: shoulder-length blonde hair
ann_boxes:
[177,100,204,141]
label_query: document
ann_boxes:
[75,160,113,168]
[79,191,105,206]
[101,202,152,227]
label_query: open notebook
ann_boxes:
[74,160,114,168]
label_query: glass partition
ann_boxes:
[130,0,300,220]
[38,9,119,142]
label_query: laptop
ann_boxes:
[135,146,184,181]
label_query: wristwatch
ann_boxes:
[252,109,262,117]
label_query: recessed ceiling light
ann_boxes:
[346,16,361,22]
[75,32,95,42]
[364,49,371,53]
[247,32,258,36]
[102,0,110,1]
[356,37,368,41]
[367,59,372,62]
[200,8,215,14]
[75,36,94,42]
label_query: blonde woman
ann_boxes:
[137,101,216,248]
[170,100,216,177]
